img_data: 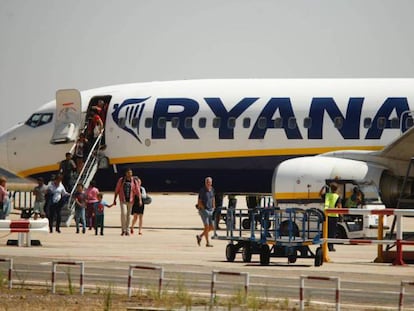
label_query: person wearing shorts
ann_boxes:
[130,178,147,235]
[33,177,47,219]
[196,176,216,247]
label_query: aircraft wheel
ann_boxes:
[242,244,252,262]
[226,244,237,262]
[314,247,323,267]
[260,244,270,266]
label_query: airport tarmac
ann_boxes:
[1,193,414,309]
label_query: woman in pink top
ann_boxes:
[85,180,99,230]
[113,168,141,236]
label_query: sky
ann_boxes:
[1,0,414,134]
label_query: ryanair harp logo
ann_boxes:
[112,97,150,143]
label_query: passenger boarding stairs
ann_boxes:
[64,132,104,227]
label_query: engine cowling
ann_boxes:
[272,156,386,205]
[378,170,414,208]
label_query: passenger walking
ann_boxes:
[33,177,48,220]
[59,152,77,191]
[87,107,104,148]
[130,177,148,235]
[113,168,141,236]
[74,133,88,174]
[94,193,113,236]
[319,182,342,252]
[47,174,69,233]
[94,99,108,123]
[196,177,216,247]
[85,180,99,231]
[74,184,87,234]
[0,176,9,220]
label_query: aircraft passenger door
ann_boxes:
[50,89,82,144]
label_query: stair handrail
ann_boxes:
[65,131,104,224]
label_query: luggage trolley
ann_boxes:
[214,206,325,266]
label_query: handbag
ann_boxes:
[142,196,152,205]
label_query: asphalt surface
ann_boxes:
[1,193,414,310]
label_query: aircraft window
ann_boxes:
[213,117,221,128]
[199,118,206,128]
[26,114,41,127]
[257,117,267,129]
[243,118,250,128]
[334,117,343,129]
[25,113,53,128]
[39,113,52,125]
[131,118,139,128]
[157,117,166,129]
[145,118,153,128]
[118,118,126,128]
[274,117,283,128]
[363,118,372,129]
[377,117,386,129]
[406,117,414,129]
[228,117,236,129]
[171,117,179,128]
[184,117,193,129]
[391,117,399,128]
[288,117,297,129]
[303,117,312,129]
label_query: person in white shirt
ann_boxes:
[47,174,69,233]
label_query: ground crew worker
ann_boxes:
[345,187,363,208]
[319,183,342,252]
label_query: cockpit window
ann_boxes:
[25,113,53,128]
[39,114,52,125]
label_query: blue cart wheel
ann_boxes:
[288,252,297,264]
[242,218,250,229]
[226,243,236,262]
[314,247,323,267]
[242,244,252,263]
[260,244,270,266]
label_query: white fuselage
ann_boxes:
[0,79,413,193]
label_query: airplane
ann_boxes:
[0,78,414,209]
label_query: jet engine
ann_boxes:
[271,156,410,208]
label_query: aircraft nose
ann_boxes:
[0,131,9,169]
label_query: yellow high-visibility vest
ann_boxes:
[345,196,358,208]
[324,192,339,217]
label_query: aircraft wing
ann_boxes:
[0,166,36,191]
[377,126,414,161]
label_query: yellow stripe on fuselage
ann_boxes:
[109,145,383,165]
[18,145,383,177]
[19,164,60,178]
